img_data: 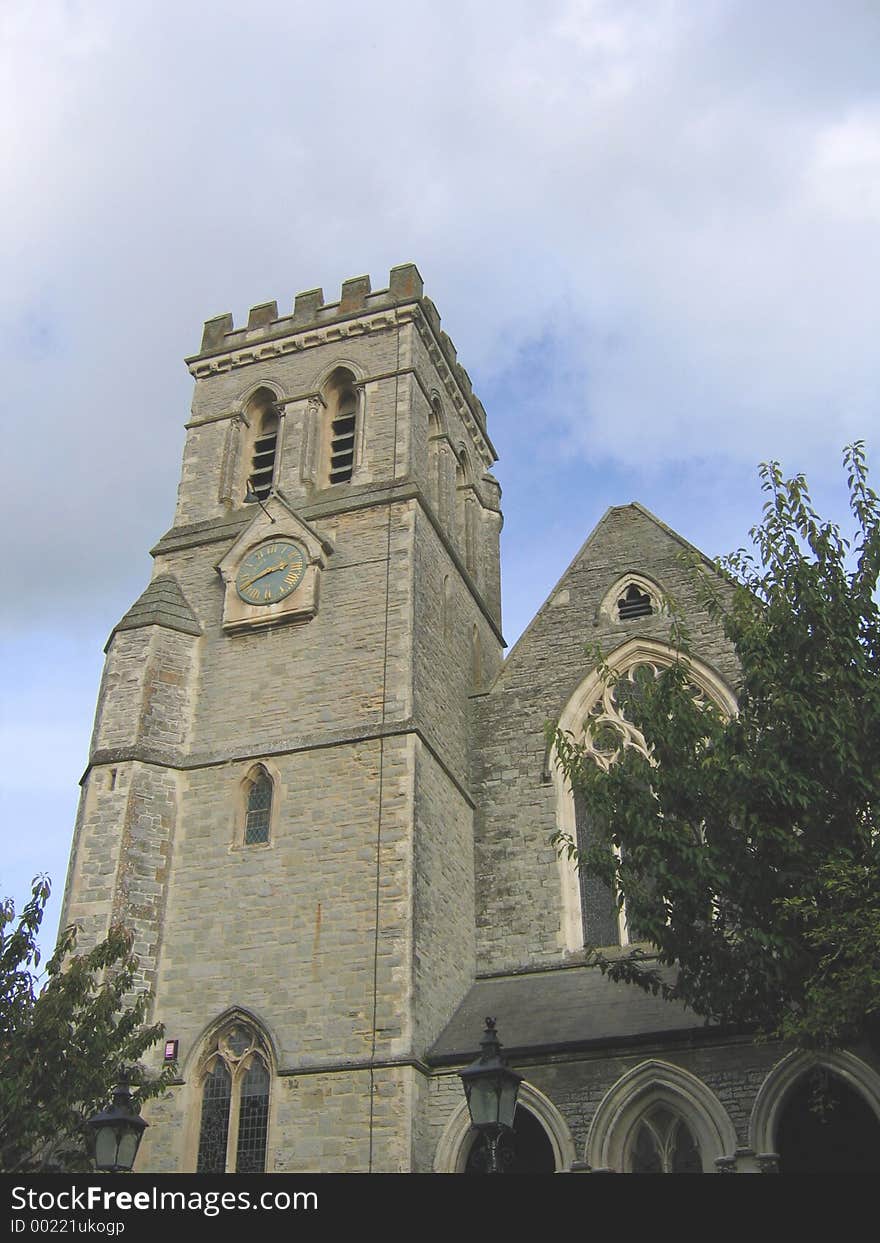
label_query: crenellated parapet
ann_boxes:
[186,263,490,444]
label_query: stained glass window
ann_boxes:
[196,1021,271,1174]
[245,770,272,844]
[196,1059,231,1174]
[235,1059,270,1174]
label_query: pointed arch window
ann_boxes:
[552,640,738,953]
[243,766,273,845]
[196,1020,271,1174]
[586,1059,737,1172]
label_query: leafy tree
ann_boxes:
[0,876,173,1172]
[551,443,880,1049]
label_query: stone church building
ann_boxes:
[61,265,880,1173]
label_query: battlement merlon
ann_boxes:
[185,263,495,457]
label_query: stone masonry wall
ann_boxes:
[151,500,415,760]
[411,741,475,1053]
[472,504,739,973]
[175,329,403,528]
[140,1063,419,1174]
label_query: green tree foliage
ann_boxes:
[551,443,880,1049]
[0,876,173,1172]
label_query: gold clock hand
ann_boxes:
[242,560,289,588]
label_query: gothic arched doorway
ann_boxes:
[777,1070,880,1173]
[465,1107,556,1173]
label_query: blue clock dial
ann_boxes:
[235,540,307,605]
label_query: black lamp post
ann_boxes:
[85,1070,148,1173]
[459,1017,523,1173]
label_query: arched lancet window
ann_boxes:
[323,368,358,485]
[243,766,273,845]
[552,639,737,952]
[586,1059,737,1173]
[246,389,280,500]
[750,1052,880,1174]
[196,1018,272,1174]
[433,1081,576,1173]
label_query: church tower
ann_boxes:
[61,265,503,1173]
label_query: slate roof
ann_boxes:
[427,963,709,1064]
[110,574,202,643]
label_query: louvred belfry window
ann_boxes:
[617,583,654,620]
[329,387,356,483]
[249,406,279,500]
[323,367,359,485]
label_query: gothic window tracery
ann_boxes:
[581,661,711,771]
[586,1059,736,1172]
[553,641,737,953]
[627,1106,702,1173]
[196,1020,271,1174]
[575,660,714,945]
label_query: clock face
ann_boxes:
[235,540,307,605]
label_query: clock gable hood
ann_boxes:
[215,490,334,581]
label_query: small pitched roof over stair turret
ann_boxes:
[109,574,201,646]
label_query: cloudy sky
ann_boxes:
[2,0,878,952]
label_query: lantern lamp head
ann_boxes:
[85,1070,148,1173]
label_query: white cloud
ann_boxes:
[806,109,880,221]
[2,0,877,946]
[0,0,876,606]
